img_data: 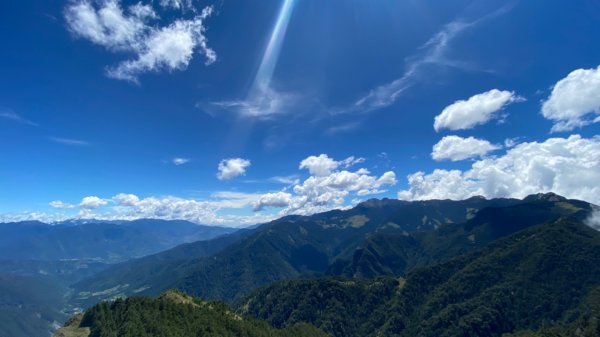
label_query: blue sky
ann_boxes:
[1,0,599,226]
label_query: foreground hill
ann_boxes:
[72,196,525,305]
[239,217,600,337]
[55,290,326,337]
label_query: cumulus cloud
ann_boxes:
[298,154,365,177]
[299,154,340,177]
[172,157,190,165]
[64,0,216,82]
[541,65,600,132]
[250,155,396,215]
[431,135,501,161]
[399,135,600,205]
[217,158,251,180]
[79,196,109,209]
[112,193,140,206]
[252,192,293,212]
[434,89,524,131]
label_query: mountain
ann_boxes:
[0,219,238,337]
[0,219,237,263]
[0,273,67,337]
[327,195,591,277]
[239,217,600,337]
[72,228,254,308]
[54,290,327,337]
[72,196,537,305]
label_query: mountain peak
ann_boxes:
[523,192,567,202]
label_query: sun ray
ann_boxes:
[251,0,298,93]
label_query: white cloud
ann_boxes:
[79,196,109,209]
[249,155,395,214]
[172,157,190,165]
[399,135,600,205]
[504,137,520,148]
[64,0,216,82]
[3,154,397,226]
[586,206,600,230]
[252,192,293,212]
[541,65,600,132]
[431,135,501,161]
[112,193,140,206]
[434,89,524,131]
[299,154,340,177]
[217,158,251,180]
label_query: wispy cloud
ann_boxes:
[49,136,91,146]
[210,87,302,119]
[343,5,513,114]
[0,110,39,126]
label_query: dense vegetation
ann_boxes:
[240,218,600,337]
[57,290,327,337]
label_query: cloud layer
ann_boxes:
[64,0,216,82]
[399,135,600,204]
[6,155,396,226]
[542,65,600,132]
[434,89,523,131]
[431,135,500,161]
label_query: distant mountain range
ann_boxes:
[0,219,237,263]
[57,193,600,337]
[0,218,237,337]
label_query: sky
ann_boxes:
[1,0,599,227]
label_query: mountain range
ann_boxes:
[2,193,599,337]
[0,219,236,337]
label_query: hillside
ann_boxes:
[0,219,237,337]
[0,273,67,337]
[327,196,591,277]
[71,196,524,304]
[72,228,253,308]
[55,290,327,337]
[239,217,600,337]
